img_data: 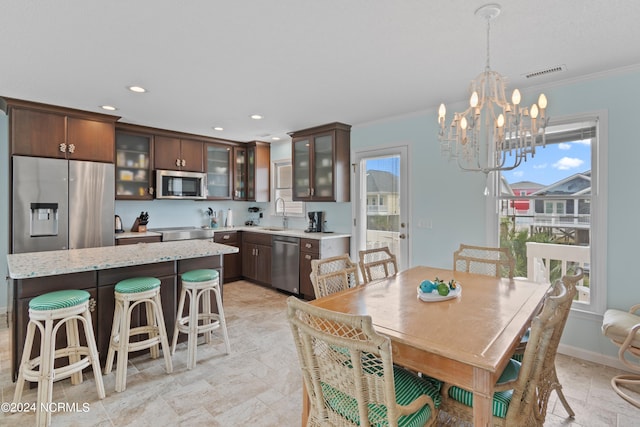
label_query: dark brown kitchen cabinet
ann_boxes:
[154,136,203,172]
[232,146,247,200]
[6,100,118,163]
[205,143,233,199]
[246,141,271,202]
[115,128,154,199]
[242,232,272,285]
[231,141,270,201]
[299,236,351,300]
[290,122,351,202]
[214,231,242,281]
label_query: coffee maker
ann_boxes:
[306,211,325,233]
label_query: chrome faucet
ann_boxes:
[275,197,288,229]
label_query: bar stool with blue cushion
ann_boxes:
[171,269,230,370]
[13,289,105,427]
[104,276,173,392]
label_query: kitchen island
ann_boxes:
[7,240,239,381]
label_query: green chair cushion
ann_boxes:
[115,276,161,293]
[181,269,219,283]
[320,366,440,426]
[446,359,521,418]
[29,289,90,311]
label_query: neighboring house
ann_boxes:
[509,181,545,213]
[529,171,591,244]
[366,170,399,215]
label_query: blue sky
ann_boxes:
[501,139,591,186]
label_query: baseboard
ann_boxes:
[0,306,6,315]
[558,342,633,373]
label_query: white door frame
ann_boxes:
[352,143,411,270]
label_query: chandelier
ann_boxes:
[438,4,549,174]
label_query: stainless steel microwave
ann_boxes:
[155,169,206,199]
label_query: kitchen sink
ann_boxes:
[256,227,285,231]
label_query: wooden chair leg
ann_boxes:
[104,300,122,375]
[66,316,83,386]
[13,320,37,404]
[152,292,173,374]
[114,299,131,393]
[212,285,231,354]
[82,309,106,399]
[37,317,55,427]
[611,375,640,408]
[187,287,199,370]
[171,285,187,355]
[146,300,159,359]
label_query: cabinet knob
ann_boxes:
[399,234,407,239]
[89,298,96,313]
[175,158,181,167]
[59,143,67,153]
[305,254,312,260]
[305,243,312,248]
[68,144,75,153]
[149,187,154,195]
[223,234,230,240]
[311,188,315,196]
[181,159,186,167]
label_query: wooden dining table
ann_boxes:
[305,265,550,427]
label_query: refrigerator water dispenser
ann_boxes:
[30,202,59,237]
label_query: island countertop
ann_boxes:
[6,240,239,279]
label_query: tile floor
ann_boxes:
[0,280,638,426]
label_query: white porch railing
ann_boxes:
[525,242,590,301]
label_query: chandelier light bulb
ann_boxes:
[460,117,468,130]
[538,93,548,109]
[530,104,539,119]
[470,91,479,108]
[438,103,446,121]
[497,114,505,128]
[511,89,521,105]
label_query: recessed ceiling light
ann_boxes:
[127,85,147,93]
[100,105,117,111]
[250,114,263,120]
[213,127,224,131]
[271,136,281,141]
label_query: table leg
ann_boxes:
[472,367,493,426]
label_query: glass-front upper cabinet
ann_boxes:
[290,122,351,202]
[205,143,232,199]
[115,130,153,200]
[292,138,311,199]
[233,146,247,200]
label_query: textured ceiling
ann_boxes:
[2,1,640,142]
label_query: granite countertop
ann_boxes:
[115,226,350,241]
[7,240,239,279]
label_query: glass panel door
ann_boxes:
[293,138,311,199]
[205,144,231,199]
[354,147,409,270]
[313,134,333,198]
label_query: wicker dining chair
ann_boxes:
[439,275,576,426]
[310,254,360,298]
[287,296,440,427]
[512,268,583,418]
[359,247,399,284]
[602,303,640,408]
[453,244,515,278]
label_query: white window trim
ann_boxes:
[488,110,608,315]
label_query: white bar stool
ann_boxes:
[13,289,105,427]
[171,269,230,369]
[104,276,173,392]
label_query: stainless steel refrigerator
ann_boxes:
[12,155,115,253]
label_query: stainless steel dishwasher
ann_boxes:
[272,235,300,294]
